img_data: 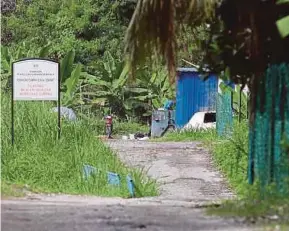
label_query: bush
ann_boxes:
[1,94,157,197]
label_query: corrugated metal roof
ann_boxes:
[177,66,211,73]
[177,67,198,72]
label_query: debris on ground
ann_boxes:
[121,132,150,141]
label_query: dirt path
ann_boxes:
[2,140,256,231]
[107,140,234,204]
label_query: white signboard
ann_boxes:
[13,59,59,101]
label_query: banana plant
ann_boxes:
[61,63,83,107]
[60,50,76,84]
[59,51,96,107]
[81,51,134,118]
[128,68,175,116]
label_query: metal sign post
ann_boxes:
[11,58,61,145]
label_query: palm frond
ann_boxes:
[125,0,217,82]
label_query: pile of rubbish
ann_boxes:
[121,132,149,141]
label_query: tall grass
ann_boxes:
[207,121,289,226]
[209,121,288,196]
[155,128,217,142]
[1,94,157,197]
[208,121,249,195]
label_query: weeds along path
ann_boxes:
[2,140,256,231]
[107,140,234,203]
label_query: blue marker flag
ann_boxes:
[126,175,135,197]
[107,172,121,186]
[83,164,97,180]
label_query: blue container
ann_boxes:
[176,67,218,128]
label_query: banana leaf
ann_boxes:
[64,63,82,100]
[60,50,75,83]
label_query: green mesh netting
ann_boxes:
[248,63,289,194]
[216,90,233,136]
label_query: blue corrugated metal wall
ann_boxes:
[176,68,218,128]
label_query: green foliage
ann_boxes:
[1,0,175,121]
[130,67,175,116]
[82,51,131,117]
[62,63,83,106]
[0,44,174,121]
[2,0,136,64]
[79,52,174,120]
[177,24,209,67]
[232,85,248,120]
[60,50,76,83]
[1,94,157,197]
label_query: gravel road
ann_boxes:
[2,140,256,231]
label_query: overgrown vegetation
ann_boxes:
[124,2,289,213]
[1,94,157,197]
[0,44,175,122]
[1,0,165,197]
[1,5,288,228]
[2,0,204,122]
[206,122,289,228]
[0,0,172,123]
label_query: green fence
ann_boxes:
[216,89,233,136]
[248,63,289,194]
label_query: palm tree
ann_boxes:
[124,0,289,189]
[125,0,217,81]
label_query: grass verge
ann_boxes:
[1,94,157,198]
[153,128,217,142]
[1,181,26,199]
[205,121,289,228]
[206,191,289,229]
